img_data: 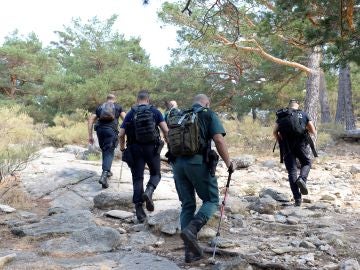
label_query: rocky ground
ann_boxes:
[0,141,359,270]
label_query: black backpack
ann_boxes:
[99,102,115,122]
[276,108,306,138]
[133,105,159,144]
[167,107,204,156]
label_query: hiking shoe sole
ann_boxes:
[296,179,308,195]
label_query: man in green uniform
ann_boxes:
[172,94,233,263]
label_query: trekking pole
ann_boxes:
[118,160,124,191]
[273,140,277,152]
[211,170,233,261]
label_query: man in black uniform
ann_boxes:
[273,99,317,206]
[88,94,126,189]
[119,90,168,223]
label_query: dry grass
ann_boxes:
[0,105,44,181]
[0,176,34,209]
[223,116,274,155]
[44,110,89,147]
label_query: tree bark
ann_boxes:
[304,46,321,128]
[335,64,356,130]
[342,64,356,130]
[319,70,332,123]
[335,68,345,124]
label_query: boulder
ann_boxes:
[232,155,255,169]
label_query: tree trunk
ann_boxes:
[252,108,257,121]
[304,46,321,128]
[342,64,356,130]
[319,70,332,123]
[335,68,345,124]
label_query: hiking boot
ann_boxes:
[135,203,146,223]
[107,171,113,178]
[142,184,155,212]
[294,199,302,207]
[296,177,308,195]
[184,243,203,263]
[180,216,206,257]
[98,171,109,189]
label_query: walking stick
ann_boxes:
[211,169,233,261]
[118,160,124,191]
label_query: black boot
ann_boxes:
[135,203,146,223]
[184,243,202,263]
[98,171,109,189]
[142,184,155,212]
[180,216,206,258]
[296,177,308,195]
[107,171,113,177]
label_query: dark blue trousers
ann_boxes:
[96,127,118,172]
[128,144,161,204]
[282,140,311,200]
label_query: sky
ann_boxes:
[0,0,179,67]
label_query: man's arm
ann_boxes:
[306,121,317,136]
[119,128,126,151]
[159,121,169,143]
[213,134,231,168]
[120,111,126,120]
[88,114,97,144]
[273,123,282,140]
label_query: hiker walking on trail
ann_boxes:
[119,90,168,223]
[273,99,317,207]
[164,100,178,122]
[88,94,126,189]
[167,94,233,263]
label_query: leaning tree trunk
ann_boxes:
[304,46,321,128]
[319,70,332,123]
[342,64,356,130]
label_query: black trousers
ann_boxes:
[96,127,118,172]
[128,144,161,204]
[282,140,311,200]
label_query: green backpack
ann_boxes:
[167,107,204,157]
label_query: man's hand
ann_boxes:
[227,161,234,174]
[88,136,94,145]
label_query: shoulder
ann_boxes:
[114,103,122,109]
[150,106,162,115]
[299,110,310,118]
[203,108,219,120]
[95,104,102,114]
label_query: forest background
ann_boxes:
[0,0,358,181]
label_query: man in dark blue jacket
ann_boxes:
[119,90,168,223]
[273,99,317,206]
[88,94,126,188]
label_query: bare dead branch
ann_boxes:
[182,0,193,15]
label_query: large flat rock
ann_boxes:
[10,210,95,237]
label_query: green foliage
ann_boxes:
[272,0,360,66]
[47,16,155,112]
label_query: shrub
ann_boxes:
[0,106,43,181]
[223,116,274,154]
[44,109,89,147]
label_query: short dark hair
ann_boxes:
[107,94,116,101]
[137,90,150,101]
[289,99,299,105]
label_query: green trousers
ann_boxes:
[173,155,219,229]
